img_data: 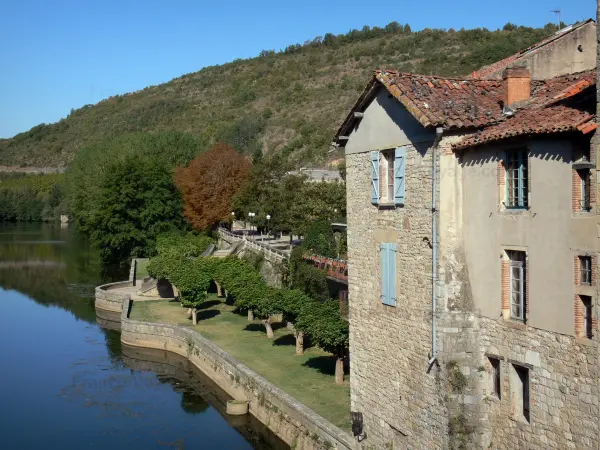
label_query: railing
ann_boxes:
[303,254,348,283]
[217,228,289,261]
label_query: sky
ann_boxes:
[0,0,595,138]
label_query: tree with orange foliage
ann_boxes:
[175,143,251,230]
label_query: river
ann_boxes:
[0,223,286,450]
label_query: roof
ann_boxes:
[334,71,506,142]
[472,20,595,79]
[335,67,596,150]
[375,71,505,129]
[454,70,596,150]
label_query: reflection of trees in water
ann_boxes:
[0,224,128,323]
[121,346,289,450]
[101,328,125,369]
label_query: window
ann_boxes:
[370,148,405,206]
[488,357,501,399]
[506,149,528,208]
[582,295,593,339]
[511,364,530,423]
[380,243,397,306]
[580,256,592,285]
[383,150,395,203]
[507,251,526,321]
[579,169,592,211]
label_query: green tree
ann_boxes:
[295,300,349,384]
[91,158,186,264]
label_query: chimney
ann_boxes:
[503,67,531,106]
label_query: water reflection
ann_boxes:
[121,345,289,450]
[0,223,287,449]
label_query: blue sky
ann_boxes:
[0,0,594,138]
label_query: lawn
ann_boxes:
[130,296,351,430]
[135,258,150,279]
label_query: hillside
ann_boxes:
[0,22,558,168]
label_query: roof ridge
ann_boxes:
[375,69,501,83]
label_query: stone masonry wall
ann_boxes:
[346,145,448,449]
[94,282,356,450]
[94,280,133,313]
[120,300,356,450]
[479,317,599,449]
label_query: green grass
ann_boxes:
[136,259,149,279]
[130,296,351,429]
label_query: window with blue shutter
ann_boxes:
[371,151,379,205]
[380,243,397,306]
[394,147,406,205]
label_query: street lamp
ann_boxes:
[266,214,271,238]
[248,212,255,232]
[231,211,235,231]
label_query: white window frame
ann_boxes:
[508,250,526,321]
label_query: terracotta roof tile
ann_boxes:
[375,70,504,129]
[453,70,596,150]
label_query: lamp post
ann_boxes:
[248,212,255,233]
[231,211,235,231]
[266,214,271,239]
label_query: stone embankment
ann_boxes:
[94,282,357,450]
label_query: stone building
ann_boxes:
[334,22,600,449]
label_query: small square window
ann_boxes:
[580,256,592,286]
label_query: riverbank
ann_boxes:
[95,281,357,450]
[131,298,351,429]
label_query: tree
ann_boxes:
[276,289,318,355]
[67,132,204,234]
[91,158,186,264]
[295,300,349,384]
[175,143,251,231]
[302,220,337,258]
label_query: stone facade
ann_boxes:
[346,145,448,449]
[343,81,600,448]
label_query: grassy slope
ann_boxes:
[0,24,555,168]
[131,297,351,429]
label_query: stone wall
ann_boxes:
[346,146,448,449]
[120,300,356,450]
[94,280,132,313]
[93,282,356,450]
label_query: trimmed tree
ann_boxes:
[295,300,349,384]
[277,289,318,355]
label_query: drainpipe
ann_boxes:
[428,127,444,368]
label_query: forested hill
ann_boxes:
[0,22,558,168]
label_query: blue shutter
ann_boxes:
[388,243,397,306]
[394,147,406,205]
[371,151,379,205]
[380,243,397,306]
[380,243,389,304]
